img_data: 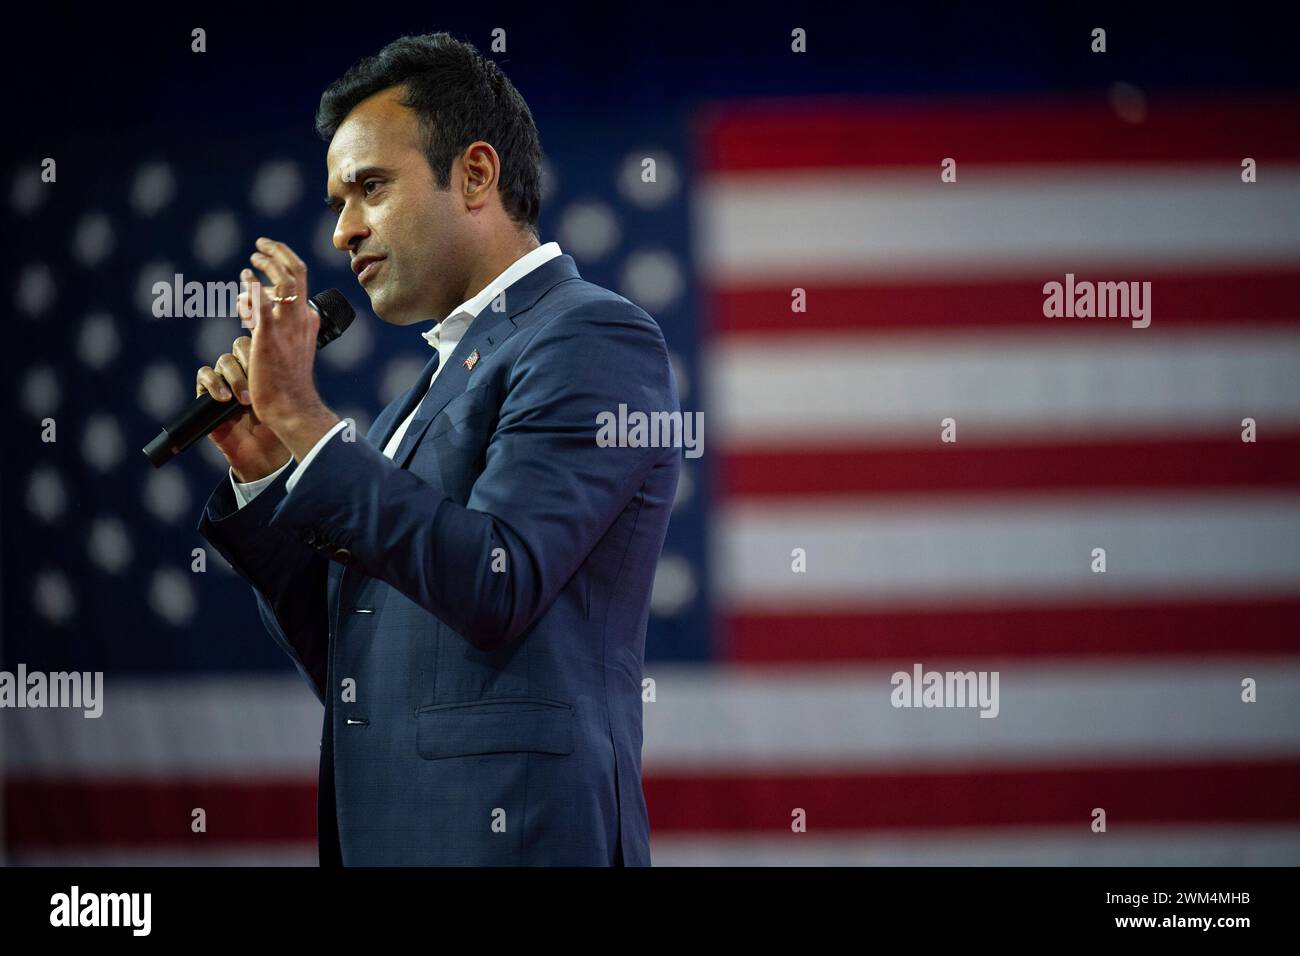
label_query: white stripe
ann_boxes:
[709,330,1300,449]
[717,493,1300,606]
[651,825,1300,865]
[3,675,320,777]
[6,663,1297,774]
[698,166,1300,281]
[641,662,1300,768]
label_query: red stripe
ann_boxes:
[4,779,317,850]
[10,760,1298,848]
[721,437,1300,497]
[724,598,1300,663]
[645,759,1300,831]
[709,270,1300,334]
[698,97,1300,172]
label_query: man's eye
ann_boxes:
[363,179,381,195]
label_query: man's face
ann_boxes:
[326,86,467,325]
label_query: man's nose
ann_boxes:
[333,205,369,253]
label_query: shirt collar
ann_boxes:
[421,241,562,350]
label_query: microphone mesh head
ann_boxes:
[309,289,357,348]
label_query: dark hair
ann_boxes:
[316,33,541,233]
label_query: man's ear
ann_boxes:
[461,141,500,210]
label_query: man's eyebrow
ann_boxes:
[325,165,391,207]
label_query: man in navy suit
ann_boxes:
[194,33,680,865]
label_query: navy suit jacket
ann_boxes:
[198,254,680,865]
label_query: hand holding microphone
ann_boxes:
[193,273,292,481]
[144,242,355,470]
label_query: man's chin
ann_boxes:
[367,289,419,327]
[365,285,394,322]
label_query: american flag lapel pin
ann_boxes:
[463,349,480,371]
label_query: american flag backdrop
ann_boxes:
[655,96,1300,864]
[4,34,1299,863]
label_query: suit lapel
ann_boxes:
[333,254,580,616]
[372,349,441,453]
[392,254,580,468]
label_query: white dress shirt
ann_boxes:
[229,241,563,508]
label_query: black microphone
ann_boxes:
[143,288,356,468]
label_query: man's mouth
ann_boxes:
[352,255,387,284]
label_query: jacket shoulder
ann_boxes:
[527,276,666,342]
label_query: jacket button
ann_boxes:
[335,548,352,564]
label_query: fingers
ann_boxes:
[250,237,307,309]
[232,335,252,368]
[259,237,307,275]
[203,238,305,410]
[250,250,290,293]
[196,336,254,405]
[215,353,252,405]
[237,268,273,329]
[196,365,232,402]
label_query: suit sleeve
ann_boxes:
[266,300,678,651]
[198,467,330,703]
